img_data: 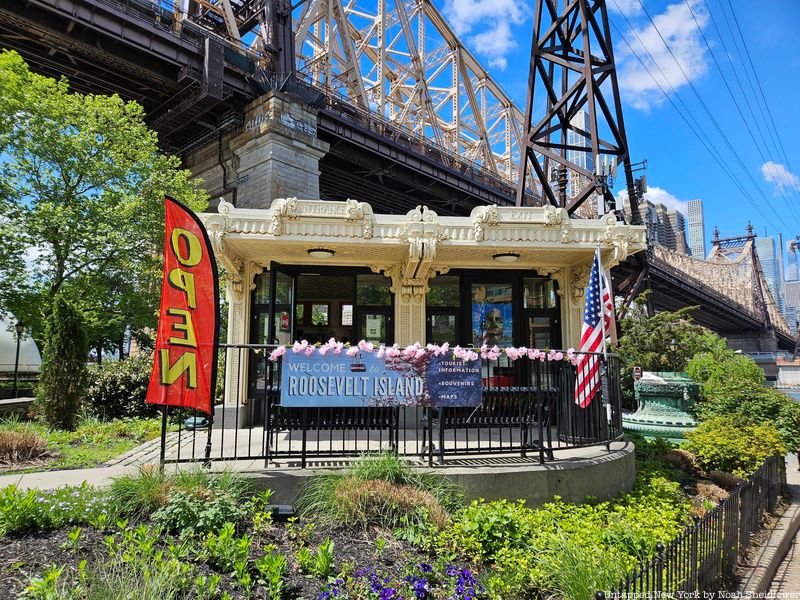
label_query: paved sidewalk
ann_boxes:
[768,454,800,594]
[0,465,142,491]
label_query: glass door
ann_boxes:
[523,277,561,350]
[355,273,394,344]
[267,263,296,346]
[249,264,295,407]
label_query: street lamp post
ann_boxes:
[669,337,678,373]
[12,322,24,399]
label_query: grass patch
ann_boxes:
[297,451,462,530]
[0,415,161,473]
[109,465,252,522]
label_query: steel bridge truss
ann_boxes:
[516,0,637,215]
[176,0,527,186]
[293,0,526,185]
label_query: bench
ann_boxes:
[262,386,400,466]
[0,397,34,416]
[422,386,559,464]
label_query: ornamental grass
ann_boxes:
[0,430,48,464]
[297,451,461,530]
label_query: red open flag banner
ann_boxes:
[146,196,219,415]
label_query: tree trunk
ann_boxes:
[96,344,103,365]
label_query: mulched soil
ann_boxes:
[0,519,429,599]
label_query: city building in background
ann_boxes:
[624,197,689,254]
[687,199,705,258]
[756,236,785,315]
[784,281,800,331]
[788,237,800,281]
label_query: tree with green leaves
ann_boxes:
[36,296,89,429]
[614,293,728,407]
[0,50,208,356]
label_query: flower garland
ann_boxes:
[268,338,581,365]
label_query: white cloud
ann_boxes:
[443,0,529,71]
[616,1,710,111]
[616,185,695,215]
[644,185,692,214]
[761,161,800,195]
[608,0,642,17]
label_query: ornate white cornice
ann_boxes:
[200,199,647,271]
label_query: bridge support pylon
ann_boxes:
[185,91,330,209]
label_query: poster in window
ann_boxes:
[472,302,513,347]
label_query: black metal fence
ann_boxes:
[598,454,786,598]
[159,344,623,468]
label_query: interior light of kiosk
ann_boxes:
[492,253,520,263]
[307,248,335,258]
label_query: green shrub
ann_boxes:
[86,353,158,420]
[433,466,690,599]
[688,351,800,453]
[686,352,765,391]
[685,416,785,477]
[0,483,113,536]
[37,296,88,430]
[153,490,248,535]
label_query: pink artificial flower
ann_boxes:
[292,341,304,354]
[547,350,557,361]
[505,347,520,361]
[318,345,329,356]
[346,346,359,357]
[554,351,564,361]
[304,345,314,356]
[268,346,287,361]
[377,345,386,359]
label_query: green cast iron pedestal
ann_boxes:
[623,371,699,442]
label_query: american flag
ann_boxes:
[575,249,613,408]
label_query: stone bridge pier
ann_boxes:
[185,91,329,210]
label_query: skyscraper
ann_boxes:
[621,196,689,254]
[756,236,785,314]
[788,237,800,281]
[687,199,705,259]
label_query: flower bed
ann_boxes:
[0,443,752,600]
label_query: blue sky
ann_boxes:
[435,0,800,257]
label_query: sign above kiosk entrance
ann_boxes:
[279,349,481,407]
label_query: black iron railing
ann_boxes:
[597,454,786,598]
[159,344,623,468]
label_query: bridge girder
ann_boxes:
[292,0,525,187]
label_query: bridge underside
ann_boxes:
[613,255,795,352]
[0,0,517,217]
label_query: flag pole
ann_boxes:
[597,246,612,426]
[597,246,608,359]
